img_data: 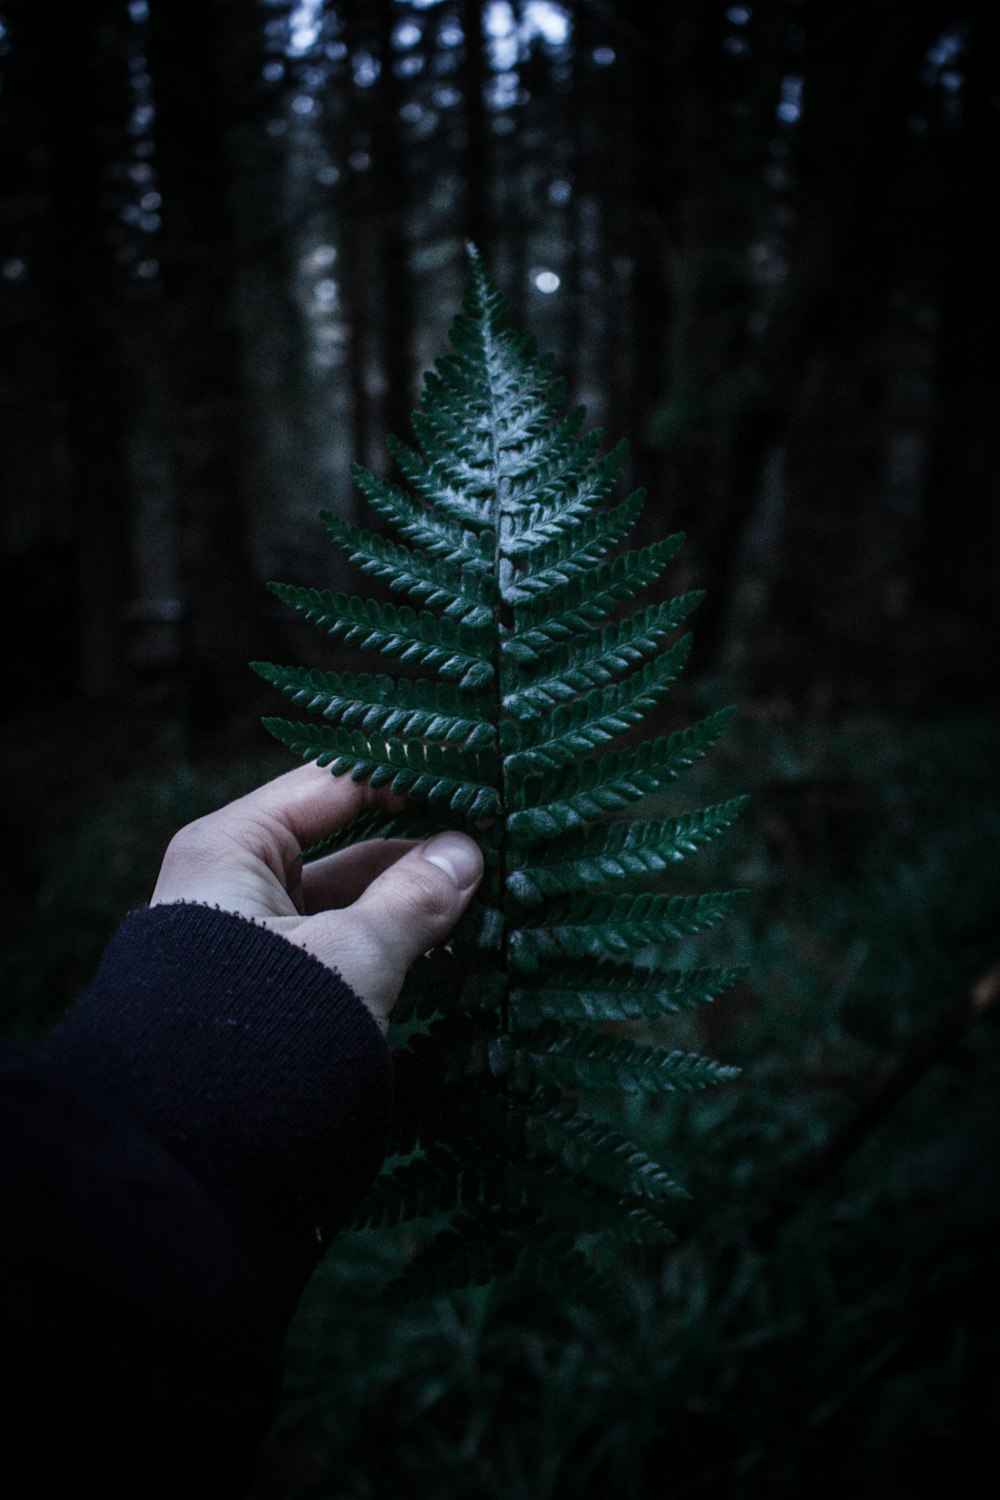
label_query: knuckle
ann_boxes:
[340,911,406,990]
[160,818,239,877]
[162,820,214,863]
[400,865,455,925]
[167,812,287,870]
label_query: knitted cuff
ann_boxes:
[43,903,393,1308]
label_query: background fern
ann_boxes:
[254,248,745,1298]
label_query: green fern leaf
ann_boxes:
[505,489,646,597]
[511,1025,741,1095]
[354,1127,674,1247]
[254,246,749,1299]
[515,1157,677,1245]
[295,808,434,865]
[506,708,735,844]
[380,1215,521,1301]
[261,720,500,818]
[502,594,703,719]
[349,1154,458,1231]
[503,535,685,659]
[249,662,495,750]
[507,796,749,903]
[350,462,493,564]
[508,891,745,972]
[500,634,693,775]
[266,584,493,688]
[511,962,748,1024]
[504,436,627,549]
[387,436,498,529]
[319,510,494,623]
[512,532,684,621]
[525,1100,689,1202]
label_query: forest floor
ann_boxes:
[4,692,999,1497]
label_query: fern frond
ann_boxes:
[351,1155,504,1232]
[493,393,577,463]
[393,955,503,1028]
[319,510,494,623]
[255,246,749,1299]
[524,1100,690,1202]
[424,346,562,440]
[349,1154,453,1231]
[502,595,703,719]
[503,438,628,548]
[355,1131,674,1247]
[388,434,496,524]
[507,796,749,903]
[516,1156,677,1245]
[511,963,749,1023]
[381,1210,618,1304]
[505,426,605,504]
[500,634,693,775]
[380,1215,521,1300]
[261,720,501,818]
[509,891,745,972]
[507,708,736,844]
[267,584,494,688]
[296,808,411,863]
[350,462,493,565]
[511,1025,741,1095]
[249,662,495,750]
[503,535,685,658]
[506,489,646,597]
[512,532,684,622]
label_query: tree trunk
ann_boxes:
[461,0,490,256]
[913,7,1000,691]
[147,0,275,734]
[42,0,132,701]
[374,0,416,449]
[768,320,890,705]
[338,1,378,493]
[618,0,676,538]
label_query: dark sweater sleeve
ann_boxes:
[3,902,393,1496]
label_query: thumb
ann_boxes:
[353,833,484,975]
[305,833,484,1027]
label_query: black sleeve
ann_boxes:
[2,902,394,1497]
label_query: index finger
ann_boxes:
[214,762,407,854]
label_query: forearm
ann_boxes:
[4,903,393,1494]
[42,901,394,1311]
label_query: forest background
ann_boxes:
[2,1,999,1496]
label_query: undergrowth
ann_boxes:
[4,710,998,1497]
[248,710,1000,1499]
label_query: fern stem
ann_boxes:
[470,248,516,1231]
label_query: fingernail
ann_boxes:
[420,834,483,891]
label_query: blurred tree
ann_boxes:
[2,0,998,718]
[621,0,784,607]
[338,0,380,483]
[626,0,992,693]
[460,0,490,255]
[42,0,133,700]
[0,2,75,697]
[147,0,276,731]
[373,0,417,452]
[761,0,981,699]
[914,5,1000,685]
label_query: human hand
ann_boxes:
[150,764,484,1033]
